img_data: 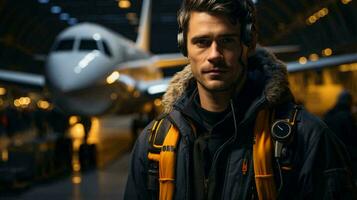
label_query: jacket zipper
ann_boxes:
[209,98,265,173]
[204,177,209,198]
[207,98,266,198]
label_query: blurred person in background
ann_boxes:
[324,90,357,182]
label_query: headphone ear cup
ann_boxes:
[241,23,252,47]
[240,0,254,47]
[177,32,187,56]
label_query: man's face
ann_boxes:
[187,12,247,93]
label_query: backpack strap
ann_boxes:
[147,115,180,200]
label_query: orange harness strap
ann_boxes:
[253,108,278,199]
[158,124,180,200]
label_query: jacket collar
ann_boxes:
[161,48,291,114]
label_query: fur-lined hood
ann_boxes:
[162,48,290,113]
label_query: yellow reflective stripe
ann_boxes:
[153,119,165,148]
[159,125,179,200]
[253,109,277,200]
[255,174,274,178]
[149,120,159,142]
[281,166,293,171]
[148,152,160,162]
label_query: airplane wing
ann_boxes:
[136,77,172,96]
[0,69,45,89]
[150,53,189,68]
[112,53,187,97]
[287,53,357,72]
[115,53,188,70]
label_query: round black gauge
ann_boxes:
[271,120,292,142]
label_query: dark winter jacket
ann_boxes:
[124,49,357,199]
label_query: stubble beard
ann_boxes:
[196,78,235,93]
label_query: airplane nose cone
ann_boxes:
[46,51,111,92]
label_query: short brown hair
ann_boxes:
[177,0,257,53]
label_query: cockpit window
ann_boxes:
[101,40,112,57]
[53,39,74,51]
[79,39,99,51]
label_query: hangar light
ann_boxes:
[37,100,50,110]
[0,87,6,95]
[306,8,329,25]
[322,48,332,57]
[38,0,49,4]
[118,0,131,9]
[73,163,81,172]
[14,97,31,108]
[309,53,319,62]
[70,123,85,139]
[72,175,81,184]
[60,13,70,21]
[299,57,307,64]
[106,71,120,84]
[68,18,78,25]
[69,116,79,125]
[1,150,8,162]
[341,0,352,4]
[154,98,162,106]
[14,99,20,107]
[339,63,357,72]
[51,6,61,14]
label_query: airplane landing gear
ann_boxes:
[78,116,96,170]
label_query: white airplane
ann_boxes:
[0,0,187,116]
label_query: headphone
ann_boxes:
[177,0,255,57]
[270,105,300,194]
[271,106,300,158]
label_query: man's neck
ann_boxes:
[197,84,232,112]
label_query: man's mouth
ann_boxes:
[203,68,227,74]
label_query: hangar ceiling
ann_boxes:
[0,0,356,73]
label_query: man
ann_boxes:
[125,0,356,199]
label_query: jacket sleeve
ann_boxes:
[297,115,357,199]
[124,122,153,200]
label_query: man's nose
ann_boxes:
[207,42,223,64]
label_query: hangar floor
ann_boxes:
[0,115,135,200]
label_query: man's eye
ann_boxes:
[195,39,211,47]
[219,37,236,45]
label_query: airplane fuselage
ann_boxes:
[45,23,159,116]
